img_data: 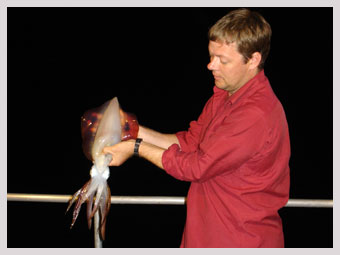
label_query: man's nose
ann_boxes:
[207,56,218,70]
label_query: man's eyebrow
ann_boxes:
[209,53,229,59]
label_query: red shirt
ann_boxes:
[162,70,290,247]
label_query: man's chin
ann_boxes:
[215,82,226,90]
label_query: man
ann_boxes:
[103,8,290,248]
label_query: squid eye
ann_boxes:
[124,122,130,131]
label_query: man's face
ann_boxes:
[207,40,257,95]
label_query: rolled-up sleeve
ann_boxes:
[176,125,199,153]
[175,98,213,153]
[162,108,267,183]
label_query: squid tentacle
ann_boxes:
[89,180,105,219]
[66,171,110,239]
[99,185,111,240]
[67,180,92,228]
[66,190,82,214]
[86,192,95,229]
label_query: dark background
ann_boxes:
[7,7,333,247]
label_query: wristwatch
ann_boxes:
[134,138,143,156]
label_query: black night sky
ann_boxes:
[7,7,333,248]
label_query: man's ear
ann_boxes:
[248,52,262,70]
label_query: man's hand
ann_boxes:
[103,140,135,166]
[103,138,166,170]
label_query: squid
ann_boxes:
[66,97,138,240]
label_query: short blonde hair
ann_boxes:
[208,9,271,70]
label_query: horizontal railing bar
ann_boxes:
[6,193,185,205]
[7,193,71,203]
[285,199,333,208]
[7,193,333,208]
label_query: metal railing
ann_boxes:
[7,193,333,247]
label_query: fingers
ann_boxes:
[102,147,116,166]
[103,147,117,166]
[102,141,135,166]
[102,146,112,155]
